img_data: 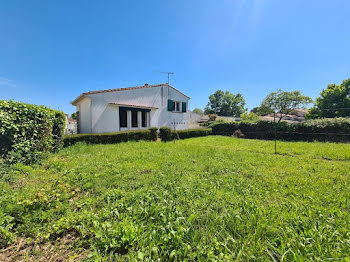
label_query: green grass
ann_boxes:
[1,136,350,261]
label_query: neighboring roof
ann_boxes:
[108,102,158,110]
[71,83,190,105]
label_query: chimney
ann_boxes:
[145,83,149,86]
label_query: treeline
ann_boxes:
[194,78,350,120]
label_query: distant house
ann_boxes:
[65,115,77,134]
[71,83,190,134]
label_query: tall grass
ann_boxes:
[0,137,349,260]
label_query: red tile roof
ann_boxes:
[71,83,190,105]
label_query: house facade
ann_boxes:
[71,83,190,134]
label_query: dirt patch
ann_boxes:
[0,234,87,262]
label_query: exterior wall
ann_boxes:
[75,84,189,133]
[161,85,189,130]
[77,97,92,133]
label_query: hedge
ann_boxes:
[63,129,153,146]
[159,127,172,142]
[211,118,350,142]
[159,127,212,142]
[149,127,158,141]
[0,100,66,164]
[173,128,212,140]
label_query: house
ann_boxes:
[71,83,190,134]
[65,115,77,134]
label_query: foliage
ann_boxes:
[212,118,350,142]
[192,108,204,115]
[159,127,172,142]
[173,128,212,140]
[240,112,260,122]
[63,130,152,146]
[204,90,246,117]
[71,112,77,120]
[0,100,66,164]
[0,137,349,260]
[307,78,350,118]
[259,89,313,121]
[149,127,158,141]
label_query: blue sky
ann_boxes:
[1,0,350,114]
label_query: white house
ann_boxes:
[71,83,190,134]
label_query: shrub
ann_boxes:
[159,127,172,142]
[212,118,350,142]
[240,112,260,122]
[149,127,158,141]
[63,130,152,147]
[0,100,66,164]
[173,128,212,140]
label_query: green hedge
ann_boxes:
[149,127,158,141]
[159,127,172,142]
[63,129,153,147]
[0,100,66,164]
[173,128,212,140]
[159,127,212,142]
[211,118,350,142]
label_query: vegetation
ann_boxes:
[307,78,350,118]
[240,112,260,122]
[257,89,312,121]
[192,108,204,115]
[204,90,246,117]
[0,137,349,260]
[212,118,350,142]
[0,100,66,164]
[159,127,172,141]
[71,112,77,120]
[63,129,153,147]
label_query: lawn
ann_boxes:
[0,136,350,261]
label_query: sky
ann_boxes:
[1,0,350,114]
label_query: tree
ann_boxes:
[204,90,246,117]
[240,112,260,122]
[307,78,350,118]
[259,89,312,122]
[71,112,77,120]
[192,108,204,115]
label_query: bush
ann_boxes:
[0,100,66,164]
[173,128,212,140]
[63,130,152,146]
[212,118,350,142]
[149,127,158,141]
[159,127,172,142]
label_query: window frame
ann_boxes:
[172,101,182,112]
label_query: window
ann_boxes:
[172,101,181,112]
[132,110,138,127]
[119,109,127,127]
[142,111,147,127]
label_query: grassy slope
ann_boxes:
[0,136,350,261]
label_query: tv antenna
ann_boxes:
[159,71,174,84]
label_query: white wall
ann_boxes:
[78,97,92,133]
[76,84,189,133]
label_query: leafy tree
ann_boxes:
[240,112,260,122]
[259,89,312,122]
[307,78,350,118]
[250,107,260,114]
[192,108,204,115]
[204,90,246,117]
[71,112,77,120]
